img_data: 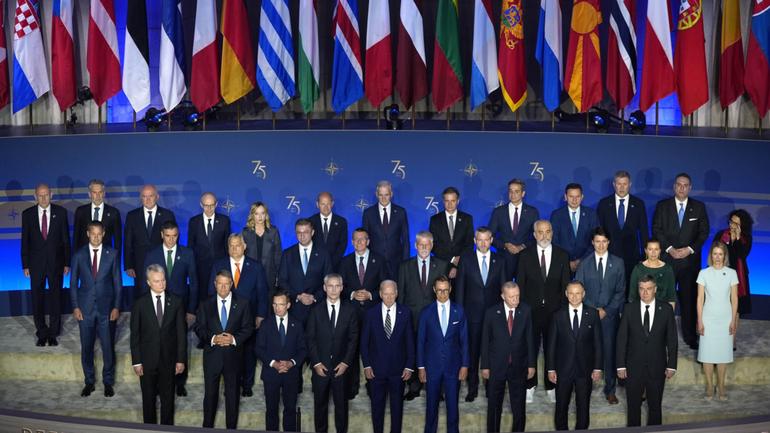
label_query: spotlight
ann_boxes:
[590,109,609,133]
[628,110,646,134]
[183,111,201,130]
[143,107,168,131]
[383,104,402,130]
[76,86,93,104]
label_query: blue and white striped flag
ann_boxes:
[159,0,186,111]
[257,0,295,111]
[535,0,563,112]
[12,0,50,113]
[470,0,498,111]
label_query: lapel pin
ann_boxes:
[496,310,501,314]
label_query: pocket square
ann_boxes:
[452,321,459,325]
[689,218,698,221]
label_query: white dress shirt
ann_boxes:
[595,252,609,276]
[568,206,581,229]
[570,303,583,328]
[38,205,51,231]
[381,204,391,224]
[91,203,103,222]
[144,206,158,226]
[641,298,656,330]
[539,244,553,276]
[476,249,490,273]
[163,244,176,269]
[436,299,451,323]
[213,293,236,346]
[417,256,431,281]
[203,214,215,232]
[321,212,334,231]
[230,256,244,281]
[381,302,396,329]
[508,202,522,228]
[90,243,103,273]
[269,314,296,367]
[614,195,629,222]
[326,299,341,328]
[134,291,165,368]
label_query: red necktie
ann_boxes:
[92,249,99,278]
[41,209,48,240]
[512,207,519,235]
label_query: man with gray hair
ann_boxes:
[73,179,122,253]
[188,192,231,308]
[363,180,411,278]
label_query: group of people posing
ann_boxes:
[20,171,753,432]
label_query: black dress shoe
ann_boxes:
[81,384,95,397]
[47,337,58,346]
[404,390,420,401]
[177,386,188,397]
[465,393,477,403]
[36,338,46,347]
[104,385,114,397]
[241,388,252,397]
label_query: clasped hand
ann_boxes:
[213,332,234,346]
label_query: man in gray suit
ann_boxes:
[575,227,625,405]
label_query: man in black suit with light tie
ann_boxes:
[454,226,507,402]
[21,183,71,346]
[187,192,231,307]
[362,180,410,278]
[306,274,359,433]
[73,179,122,254]
[124,184,176,306]
[652,173,709,350]
[195,269,254,429]
[516,220,571,403]
[546,281,603,430]
[429,186,474,279]
[617,275,678,427]
[310,191,348,272]
[488,178,540,280]
[130,264,187,425]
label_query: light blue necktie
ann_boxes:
[617,199,625,229]
[571,211,578,236]
[302,248,309,274]
[678,203,685,227]
[481,255,488,285]
[440,304,448,336]
[220,299,228,330]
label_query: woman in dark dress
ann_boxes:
[713,209,753,314]
[242,202,282,290]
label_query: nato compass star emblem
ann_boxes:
[354,198,370,213]
[493,199,505,209]
[7,208,19,222]
[461,161,479,178]
[220,196,237,215]
[323,160,342,178]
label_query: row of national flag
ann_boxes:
[1,0,768,119]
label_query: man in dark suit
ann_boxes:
[550,183,599,273]
[70,221,122,397]
[398,231,450,399]
[209,233,270,397]
[575,227,626,405]
[130,264,187,425]
[516,220,571,403]
[340,228,388,311]
[195,269,254,429]
[596,171,649,289]
[21,183,71,346]
[617,275,678,427]
[278,218,333,323]
[652,172,709,350]
[73,179,122,253]
[310,191,348,272]
[187,192,231,307]
[429,186,474,279]
[360,280,415,433]
[417,276,469,433]
[143,221,198,396]
[306,274,359,433]
[124,184,177,304]
[256,289,306,432]
[546,281,603,430]
[454,226,507,402]
[362,180,410,278]
[488,178,540,280]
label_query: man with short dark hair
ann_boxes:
[550,183,599,273]
[429,186,474,279]
[488,179,540,280]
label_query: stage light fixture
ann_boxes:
[76,86,93,104]
[143,107,168,131]
[628,110,646,134]
[590,109,609,133]
[183,112,201,130]
[383,104,402,130]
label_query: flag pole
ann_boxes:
[446,106,451,130]
[98,105,103,131]
[377,104,381,129]
[203,112,207,131]
[481,104,486,131]
[516,110,520,132]
[28,106,32,129]
[655,102,659,135]
[237,103,241,130]
[760,116,763,136]
[132,111,136,131]
[272,111,276,130]
[689,113,694,136]
[62,110,67,133]
[411,106,416,130]
[620,109,625,134]
[724,109,729,135]
[168,109,172,131]
[307,111,311,130]
[342,110,346,129]
[551,112,555,131]
[585,111,588,132]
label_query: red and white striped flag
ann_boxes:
[0,0,9,109]
[51,0,75,110]
[191,0,219,112]
[396,0,427,109]
[365,0,392,107]
[87,0,121,106]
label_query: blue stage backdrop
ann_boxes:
[1,131,769,315]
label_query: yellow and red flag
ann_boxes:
[564,0,602,112]
[220,0,256,104]
[719,0,745,109]
[498,0,526,112]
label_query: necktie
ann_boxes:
[234,262,241,288]
[481,255,489,285]
[382,207,389,232]
[330,304,337,329]
[618,198,626,229]
[156,295,163,325]
[448,215,455,241]
[384,308,392,339]
[92,249,99,278]
[166,249,174,277]
[41,209,48,240]
[644,305,651,336]
[512,207,519,234]
[440,304,448,336]
[358,256,366,286]
[420,259,427,289]
[279,317,286,345]
[93,206,100,222]
[220,299,228,330]
[540,249,547,280]
[573,309,579,336]
[507,309,514,336]
[678,202,685,227]
[302,248,309,274]
[598,257,604,280]
[571,211,578,236]
[146,211,153,237]
[323,218,329,242]
[207,218,213,239]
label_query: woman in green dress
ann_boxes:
[629,239,676,308]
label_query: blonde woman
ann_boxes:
[242,202,282,289]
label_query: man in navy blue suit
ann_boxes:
[488,179,540,280]
[209,233,269,397]
[188,192,231,307]
[70,221,122,397]
[551,183,599,273]
[417,276,469,433]
[360,280,414,433]
[310,191,348,272]
[340,228,388,312]
[362,180,410,278]
[278,218,333,324]
[257,289,306,432]
[143,220,198,396]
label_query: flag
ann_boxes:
[257,0,295,111]
[331,0,364,113]
[191,0,219,112]
[498,0,526,112]
[535,0,563,112]
[12,0,50,113]
[719,0,744,109]
[0,0,8,109]
[87,0,121,106]
[564,0,602,112]
[159,0,186,112]
[51,0,75,110]
[745,0,770,117]
[639,0,674,112]
[221,0,256,104]
[674,0,708,116]
[123,0,150,112]
[396,0,427,109]
[298,0,320,113]
[470,0,498,111]
[365,0,392,107]
[606,0,637,110]
[432,0,463,112]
